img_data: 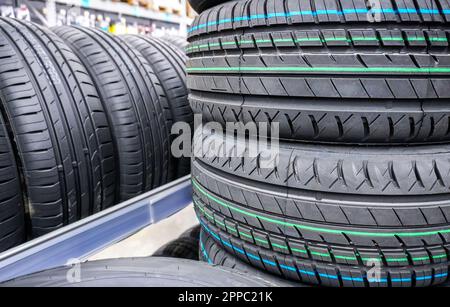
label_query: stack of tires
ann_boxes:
[161,36,189,50]
[0,18,190,252]
[188,0,450,287]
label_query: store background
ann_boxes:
[0,0,194,36]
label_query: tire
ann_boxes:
[181,225,201,239]
[1,257,284,287]
[188,0,233,13]
[0,18,115,237]
[0,112,25,251]
[162,36,188,50]
[200,228,300,286]
[153,236,199,260]
[198,212,450,287]
[187,0,450,144]
[200,226,256,271]
[153,226,200,260]
[195,128,450,196]
[192,128,450,287]
[122,35,193,177]
[53,26,172,201]
[188,0,450,288]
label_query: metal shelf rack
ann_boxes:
[0,175,192,283]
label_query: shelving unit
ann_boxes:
[4,0,193,35]
[0,176,192,283]
[55,0,193,26]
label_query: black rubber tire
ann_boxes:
[153,226,201,260]
[153,236,199,260]
[161,36,188,50]
[191,128,450,287]
[153,225,200,260]
[0,111,25,251]
[0,18,115,237]
[195,128,450,196]
[122,35,193,177]
[200,228,299,286]
[200,226,258,271]
[181,225,201,239]
[187,0,450,144]
[198,211,450,287]
[1,257,284,287]
[53,26,172,201]
[188,0,232,14]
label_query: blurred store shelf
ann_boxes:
[1,0,194,36]
[55,0,193,25]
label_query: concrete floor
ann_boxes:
[88,204,198,260]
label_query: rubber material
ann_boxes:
[0,18,115,237]
[0,111,25,251]
[200,228,299,286]
[162,36,188,50]
[193,158,450,229]
[187,0,450,144]
[198,212,450,287]
[200,226,266,272]
[195,128,450,196]
[191,128,450,286]
[122,36,191,132]
[154,236,199,260]
[188,0,450,37]
[181,225,201,239]
[53,26,171,201]
[195,192,450,267]
[123,35,192,177]
[2,257,283,287]
[189,91,450,144]
[188,0,233,14]
[187,0,450,287]
[193,151,450,249]
[153,226,201,260]
[193,162,450,285]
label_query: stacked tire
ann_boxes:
[0,18,118,243]
[188,0,450,287]
[0,18,191,251]
[2,257,284,287]
[187,0,231,14]
[121,35,192,177]
[161,36,188,50]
